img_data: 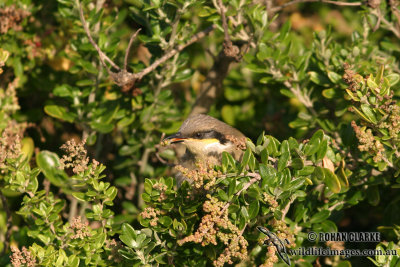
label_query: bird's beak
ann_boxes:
[163,132,186,144]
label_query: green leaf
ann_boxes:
[241,148,251,170]
[360,104,377,123]
[327,71,341,83]
[218,189,229,201]
[375,65,384,84]
[352,106,373,123]
[144,179,153,194]
[159,216,173,227]
[291,158,304,170]
[240,206,249,221]
[118,115,136,128]
[367,76,379,92]
[248,200,260,219]
[386,73,400,86]
[375,245,386,264]
[304,130,323,156]
[308,71,330,86]
[322,88,336,99]
[260,148,269,164]
[68,255,80,267]
[260,164,276,188]
[310,210,330,224]
[72,192,86,202]
[278,152,289,172]
[322,168,341,193]
[222,151,235,173]
[76,79,94,87]
[367,186,380,206]
[248,153,256,172]
[316,139,328,161]
[120,223,137,248]
[90,122,114,133]
[36,151,69,188]
[53,84,73,97]
[44,105,75,123]
[106,187,118,201]
[278,140,290,171]
[297,166,315,176]
[228,179,236,198]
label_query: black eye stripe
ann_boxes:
[192,130,228,144]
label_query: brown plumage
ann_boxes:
[164,114,246,185]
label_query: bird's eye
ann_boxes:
[196,132,202,138]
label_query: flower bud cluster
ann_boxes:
[259,246,279,267]
[377,94,400,140]
[343,63,362,92]
[0,5,31,34]
[0,120,26,172]
[263,193,278,212]
[351,121,384,162]
[178,195,248,267]
[175,161,221,190]
[269,219,295,247]
[10,246,36,267]
[105,239,123,262]
[60,139,90,174]
[70,216,91,239]
[140,207,160,226]
[153,182,168,202]
[1,77,20,114]
[344,65,400,163]
[226,135,247,150]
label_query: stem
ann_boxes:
[221,172,261,212]
[270,0,362,13]
[0,190,12,255]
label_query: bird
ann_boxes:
[163,114,246,186]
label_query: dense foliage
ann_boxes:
[1,0,400,266]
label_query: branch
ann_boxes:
[77,0,216,88]
[270,0,362,13]
[328,201,346,211]
[281,198,295,221]
[76,0,120,72]
[0,190,12,255]
[370,9,400,38]
[221,172,262,212]
[124,29,142,71]
[216,0,241,60]
[134,25,216,81]
[189,48,235,116]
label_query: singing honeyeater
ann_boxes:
[163,114,246,185]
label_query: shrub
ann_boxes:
[1,0,400,266]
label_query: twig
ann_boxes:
[124,29,142,71]
[77,0,216,88]
[76,0,120,72]
[217,0,230,44]
[68,195,78,223]
[372,9,382,32]
[189,48,235,115]
[328,201,345,211]
[281,198,295,221]
[283,71,317,116]
[270,0,362,13]
[216,0,241,60]
[221,172,262,212]
[134,25,216,80]
[370,9,400,38]
[155,133,176,166]
[0,190,12,255]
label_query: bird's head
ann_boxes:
[163,114,245,161]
